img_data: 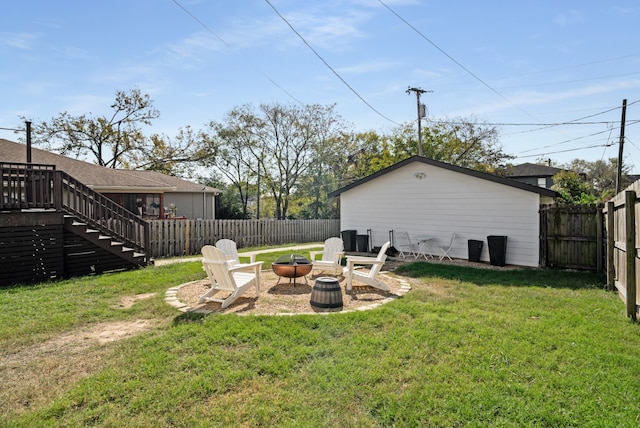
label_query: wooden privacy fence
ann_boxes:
[539,204,604,272]
[149,218,340,258]
[603,186,640,321]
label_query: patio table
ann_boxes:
[414,235,434,260]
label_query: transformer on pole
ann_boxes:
[406,87,432,157]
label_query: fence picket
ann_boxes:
[148,219,340,258]
[540,204,603,271]
[603,180,640,321]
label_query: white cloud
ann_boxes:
[0,32,39,50]
[337,59,400,74]
[554,10,586,26]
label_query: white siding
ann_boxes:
[340,161,542,267]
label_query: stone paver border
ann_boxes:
[165,273,411,316]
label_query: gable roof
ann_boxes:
[505,162,563,178]
[329,155,558,198]
[0,139,219,193]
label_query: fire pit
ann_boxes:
[272,254,312,285]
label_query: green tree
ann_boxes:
[341,131,395,183]
[127,126,214,178]
[205,103,344,219]
[563,158,633,201]
[551,170,597,204]
[202,108,261,218]
[297,106,351,219]
[422,118,512,173]
[202,175,249,219]
[341,118,511,184]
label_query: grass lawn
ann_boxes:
[1,252,640,427]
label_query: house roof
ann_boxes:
[329,156,558,198]
[0,138,219,194]
[505,162,563,178]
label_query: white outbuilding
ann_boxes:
[329,156,557,267]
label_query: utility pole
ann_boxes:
[256,162,261,219]
[616,98,627,193]
[25,121,32,163]
[406,87,431,156]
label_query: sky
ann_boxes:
[2,1,640,172]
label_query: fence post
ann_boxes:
[596,206,603,275]
[53,171,63,210]
[539,205,548,268]
[624,191,637,321]
[185,220,191,255]
[606,201,615,291]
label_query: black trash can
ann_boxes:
[468,239,483,262]
[341,230,357,251]
[356,234,369,253]
[487,235,507,266]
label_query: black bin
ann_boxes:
[487,235,507,266]
[356,234,369,253]
[341,230,357,251]
[468,239,483,262]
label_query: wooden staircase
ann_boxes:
[63,216,148,266]
[1,162,151,284]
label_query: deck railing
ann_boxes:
[1,162,149,255]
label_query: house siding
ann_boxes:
[164,193,216,220]
[1,139,219,220]
[340,161,542,267]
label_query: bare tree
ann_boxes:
[26,88,159,168]
[205,103,344,219]
[203,108,262,217]
[25,88,210,176]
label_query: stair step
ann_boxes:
[63,214,150,267]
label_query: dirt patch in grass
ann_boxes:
[0,320,154,417]
[112,292,157,309]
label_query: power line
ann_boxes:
[517,142,614,158]
[434,120,633,127]
[377,0,640,160]
[518,127,624,155]
[515,118,640,158]
[263,0,400,125]
[501,101,640,135]
[496,71,640,90]
[514,110,640,156]
[429,100,639,160]
[502,53,640,79]
[378,0,542,124]
[171,0,304,105]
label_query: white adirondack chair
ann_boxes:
[343,241,391,291]
[309,237,344,276]
[199,245,263,309]
[215,239,256,267]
